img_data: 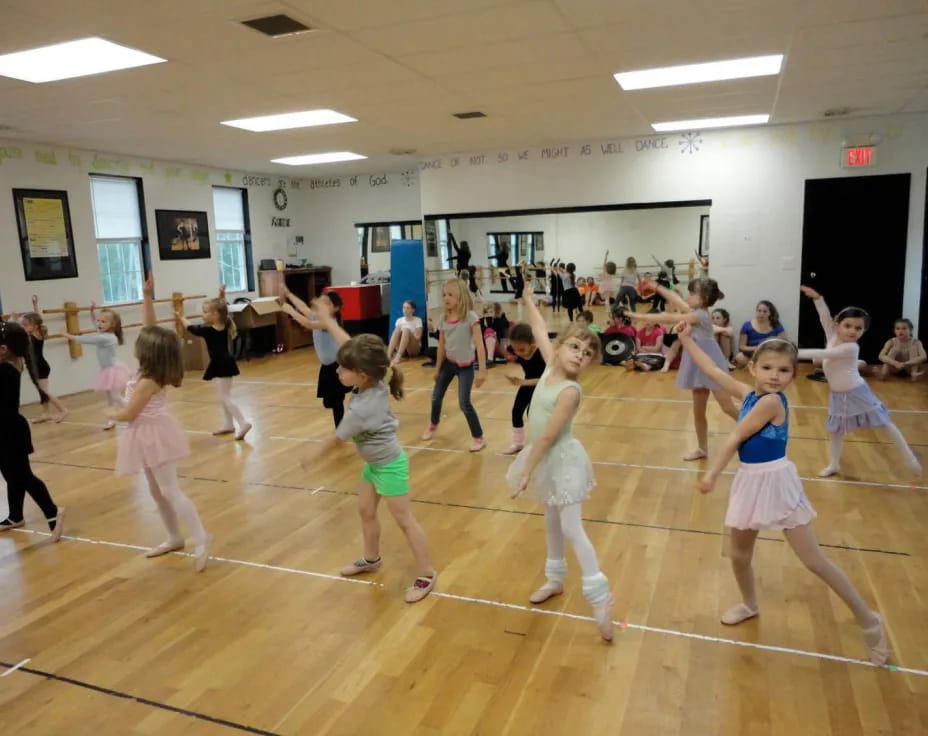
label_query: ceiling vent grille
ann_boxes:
[453,111,486,119]
[240,15,312,37]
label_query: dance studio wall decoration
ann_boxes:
[155,209,211,260]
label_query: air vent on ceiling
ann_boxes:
[453,111,486,119]
[389,147,417,155]
[240,14,312,37]
[823,106,855,118]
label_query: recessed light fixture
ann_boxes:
[0,37,166,83]
[222,109,357,132]
[271,152,367,166]
[614,54,783,91]
[651,114,770,132]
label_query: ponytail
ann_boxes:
[385,364,405,400]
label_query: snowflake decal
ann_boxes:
[679,131,702,154]
[400,169,416,187]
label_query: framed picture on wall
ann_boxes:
[423,220,438,257]
[12,188,79,280]
[155,209,211,260]
[371,225,391,253]
[699,214,710,256]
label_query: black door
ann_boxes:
[920,169,928,344]
[799,173,911,361]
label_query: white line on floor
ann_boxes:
[269,436,928,492]
[11,529,925,678]
[58,420,212,436]
[1,658,31,677]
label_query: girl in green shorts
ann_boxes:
[306,300,437,603]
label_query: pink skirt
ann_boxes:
[94,363,130,393]
[725,457,816,531]
[115,415,190,475]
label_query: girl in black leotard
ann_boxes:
[17,297,68,422]
[450,235,471,277]
[0,320,66,538]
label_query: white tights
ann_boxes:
[825,422,920,474]
[214,377,247,430]
[144,461,207,547]
[542,503,609,604]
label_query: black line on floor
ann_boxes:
[31,461,910,558]
[0,660,280,735]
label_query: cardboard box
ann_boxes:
[229,297,281,329]
[183,334,209,372]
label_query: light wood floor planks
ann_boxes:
[1,309,927,735]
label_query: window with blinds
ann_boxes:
[89,176,145,304]
[212,187,251,292]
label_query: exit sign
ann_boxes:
[841,146,876,168]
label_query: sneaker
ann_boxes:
[0,518,25,531]
[404,573,436,603]
[421,424,437,441]
[470,437,487,453]
[341,557,382,577]
[807,371,828,382]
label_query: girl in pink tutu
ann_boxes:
[798,286,920,478]
[106,274,210,572]
[677,324,890,665]
[61,302,129,430]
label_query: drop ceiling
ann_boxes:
[0,0,926,175]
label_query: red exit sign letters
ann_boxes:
[842,146,875,168]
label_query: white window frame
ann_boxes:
[90,176,145,305]
[213,187,249,293]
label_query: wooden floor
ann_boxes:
[2,307,927,735]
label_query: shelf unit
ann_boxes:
[258,267,332,351]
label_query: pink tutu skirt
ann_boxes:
[725,457,816,531]
[94,363,130,393]
[116,414,189,475]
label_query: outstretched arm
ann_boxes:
[520,278,554,364]
[142,273,156,327]
[312,298,351,347]
[800,286,834,343]
[106,378,160,422]
[677,323,751,400]
[634,310,699,326]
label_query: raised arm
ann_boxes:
[800,286,834,343]
[521,279,554,364]
[311,298,351,347]
[281,302,320,331]
[142,272,156,327]
[633,310,699,326]
[677,323,751,399]
[655,283,690,312]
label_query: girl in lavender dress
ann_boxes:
[633,278,738,460]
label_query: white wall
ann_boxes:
[449,206,710,276]
[0,139,310,400]
[419,113,928,338]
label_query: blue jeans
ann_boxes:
[430,362,483,438]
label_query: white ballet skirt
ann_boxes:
[506,439,596,506]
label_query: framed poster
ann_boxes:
[12,188,79,280]
[156,209,211,260]
[370,225,392,253]
[699,214,710,256]
[423,220,438,257]
[534,232,544,253]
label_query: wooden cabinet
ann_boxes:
[258,267,332,351]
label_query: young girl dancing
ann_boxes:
[506,282,614,641]
[600,252,618,311]
[14,296,67,422]
[386,300,423,366]
[676,324,889,664]
[712,308,734,368]
[634,279,738,459]
[109,274,210,571]
[176,286,251,440]
[61,301,128,430]
[878,318,925,380]
[798,286,920,477]
[307,301,437,603]
[503,322,547,455]
[421,278,487,452]
[0,320,66,539]
[280,289,351,427]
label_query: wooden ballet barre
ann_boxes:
[42,294,206,315]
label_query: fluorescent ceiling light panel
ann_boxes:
[271,152,367,166]
[0,37,165,83]
[652,114,770,132]
[614,54,783,91]
[222,109,357,132]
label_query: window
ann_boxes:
[213,187,252,292]
[90,176,146,304]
